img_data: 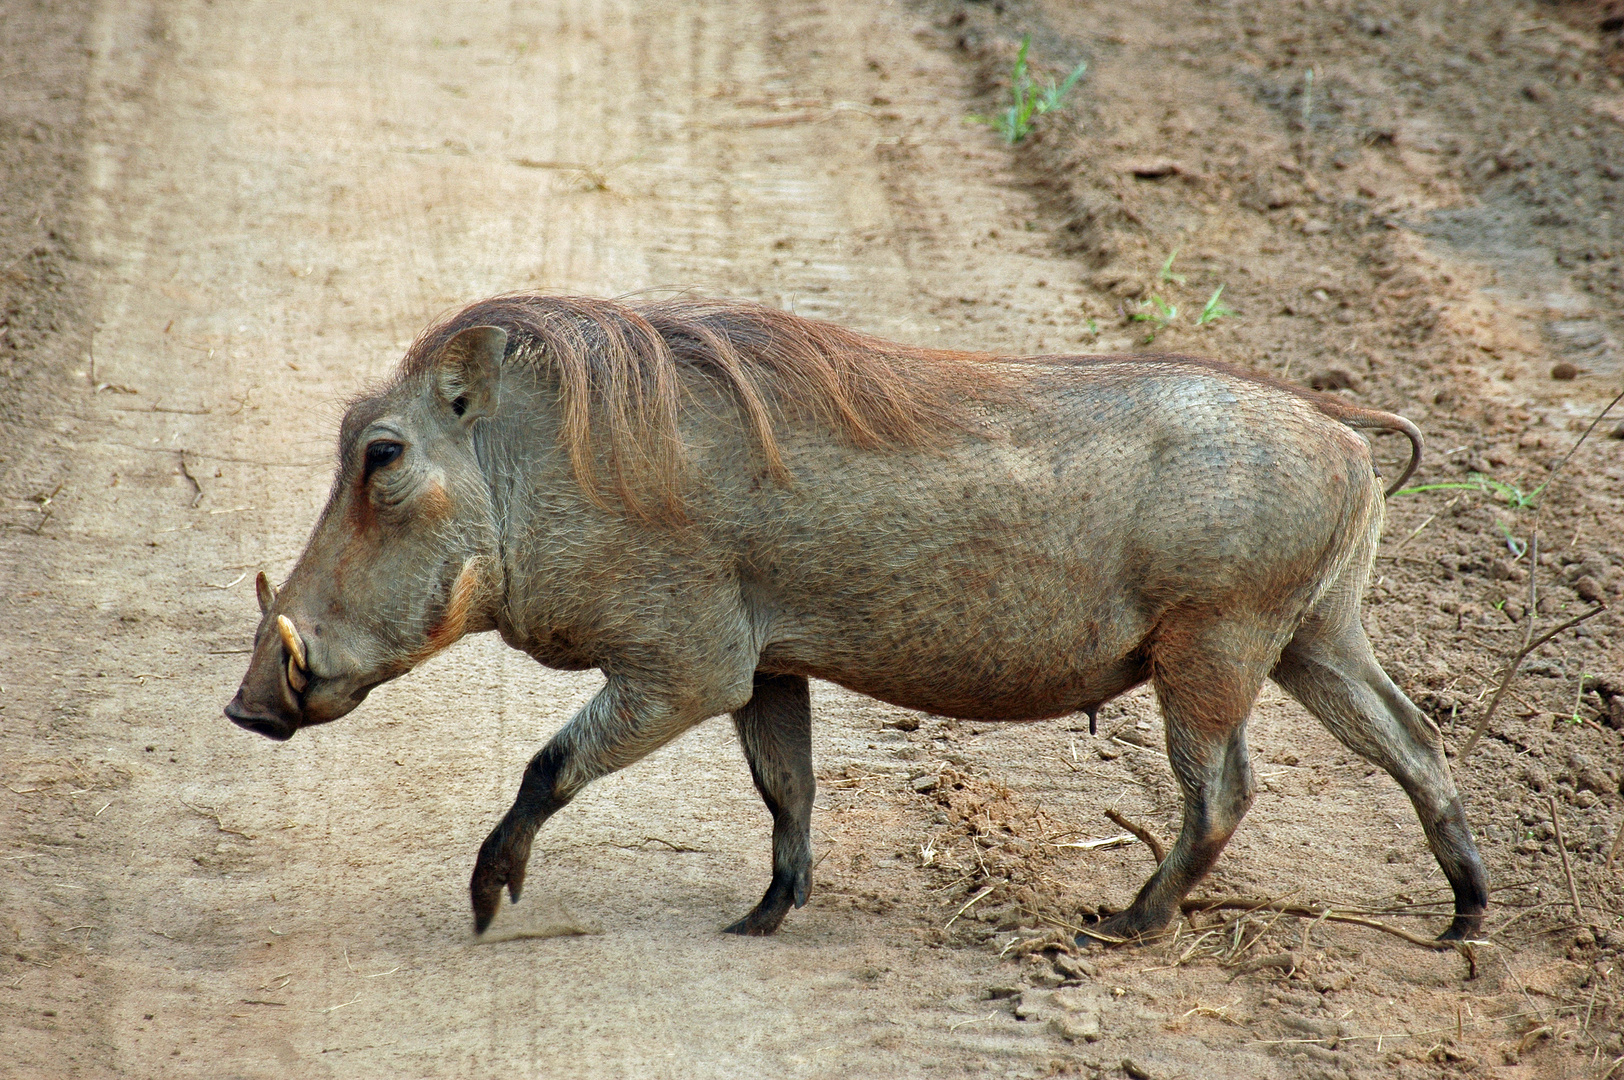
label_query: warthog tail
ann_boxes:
[1312,398,1423,497]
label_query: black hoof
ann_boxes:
[1436,912,1485,942]
[723,868,807,936]
[723,903,790,936]
[1074,908,1166,949]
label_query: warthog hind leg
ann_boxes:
[1080,616,1271,947]
[1272,613,1489,940]
[725,673,815,936]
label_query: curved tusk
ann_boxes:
[255,571,277,615]
[276,614,307,671]
[286,657,308,693]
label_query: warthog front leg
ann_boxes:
[470,677,734,933]
[470,740,570,933]
[725,673,814,936]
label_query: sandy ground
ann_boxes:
[2,0,1622,1077]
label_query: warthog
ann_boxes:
[225,294,1488,943]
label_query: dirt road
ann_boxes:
[2,1,1131,1075]
[4,0,1622,1077]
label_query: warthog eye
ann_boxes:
[364,440,403,477]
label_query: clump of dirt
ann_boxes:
[915,761,1082,918]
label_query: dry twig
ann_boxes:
[1104,808,1167,864]
[1547,796,1583,921]
[1179,897,1470,954]
[944,884,997,929]
[1458,601,1606,758]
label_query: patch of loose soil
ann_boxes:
[2,0,1622,1077]
[0,0,94,512]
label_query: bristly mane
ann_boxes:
[401,294,1004,517]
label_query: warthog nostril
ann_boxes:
[224,699,294,742]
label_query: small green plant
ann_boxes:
[1084,317,1099,336]
[1393,472,1547,510]
[1131,295,1178,343]
[1496,520,1527,559]
[970,37,1088,145]
[1567,672,1587,726]
[1196,285,1237,326]
[1158,249,1186,286]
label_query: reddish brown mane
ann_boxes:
[402,295,1005,517]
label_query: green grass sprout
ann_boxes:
[1130,295,1178,343]
[1496,520,1527,559]
[1159,249,1186,285]
[970,37,1088,145]
[1196,285,1236,326]
[1393,473,1547,510]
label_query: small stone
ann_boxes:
[1048,1012,1102,1042]
[1551,361,1579,380]
[1015,990,1054,1020]
[1122,1058,1153,1080]
[1054,954,1099,980]
[1574,576,1606,604]
[984,985,1021,1000]
[911,774,938,794]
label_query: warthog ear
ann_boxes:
[432,325,506,423]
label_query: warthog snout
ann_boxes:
[226,599,314,740]
[224,694,295,741]
[225,572,384,740]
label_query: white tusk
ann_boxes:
[276,614,307,671]
[255,571,277,615]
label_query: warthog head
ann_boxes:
[224,326,507,741]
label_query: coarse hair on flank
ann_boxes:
[401,294,1008,518]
